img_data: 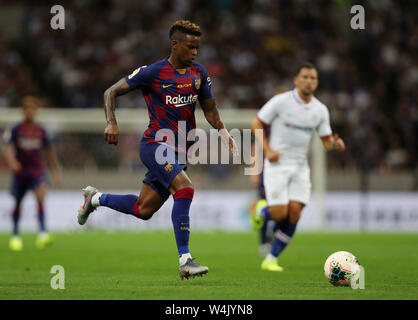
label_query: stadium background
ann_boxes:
[0,0,417,301]
[1,0,417,232]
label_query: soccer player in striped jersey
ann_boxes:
[3,96,61,251]
[77,20,237,280]
[250,87,288,256]
[251,63,346,272]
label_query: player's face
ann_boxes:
[175,35,200,67]
[294,68,319,96]
[22,105,37,122]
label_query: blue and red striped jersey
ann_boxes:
[3,122,50,178]
[125,58,213,152]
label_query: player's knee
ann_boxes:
[288,203,304,223]
[35,193,46,203]
[140,213,153,221]
[170,171,194,194]
[137,204,155,220]
[269,205,288,221]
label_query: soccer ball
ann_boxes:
[324,251,360,286]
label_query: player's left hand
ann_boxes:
[333,134,346,151]
[220,128,239,156]
[104,124,119,145]
[52,171,62,187]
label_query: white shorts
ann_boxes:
[263,163,311,206]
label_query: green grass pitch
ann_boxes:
[1,231,417,300]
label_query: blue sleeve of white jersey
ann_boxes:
[198,65,213,102]
[125,65,154,90]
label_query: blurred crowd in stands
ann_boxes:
[0,0,416,173]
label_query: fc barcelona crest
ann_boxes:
[195,78,201,90]
[164,163,173,173]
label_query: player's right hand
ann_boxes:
[220,128,239,156]
[333,133,346,151]
[265,148,281,163]
[11,160,22,173]
[104,124,119,145]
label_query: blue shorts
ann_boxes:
[139,141,186,201]
[11,174,47,201]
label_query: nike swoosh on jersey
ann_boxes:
[163,84,174,88]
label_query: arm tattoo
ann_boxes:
[104,89,117,125]
[104,78,131,125]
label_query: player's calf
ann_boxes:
[268,204,289,221]
[288,201,304,223]
[170,187,209,280]
[78,186,157,224]
[11,204,21,236]
[96,193,143,218]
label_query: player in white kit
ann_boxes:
[250,62,346,272]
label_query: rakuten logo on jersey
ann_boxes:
[18,138,42,150]
[165,94,198,107]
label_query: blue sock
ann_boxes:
[37,202,46,232]
[99,194,141,218]
[260,219,270,244]
[172,188,194,255]
[270,220,297,258]
[12,205,20,236]
[260,206,271,221]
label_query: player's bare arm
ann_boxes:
[249,142,262,186]
[251,117,280,163]
[103,78,132,145]
[3,143,21,173]
[200,97,224,130]
[200,97,238,155]
[321,134,346,152]
[45,146,62,186]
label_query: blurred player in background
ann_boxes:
[251,63,345,271]
[249,86,288,256]
[77,20,238,280]
[3,96,61,251]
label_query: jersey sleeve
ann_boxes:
[316,106,333,138]
[257,95,282,126]
[125,65,154,90]
[2,126,16,145]
[198,65,213,102]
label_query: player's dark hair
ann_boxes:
[295,62,317,75]
[169,20,201,39]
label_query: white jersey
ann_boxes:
[257,88,332,165]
